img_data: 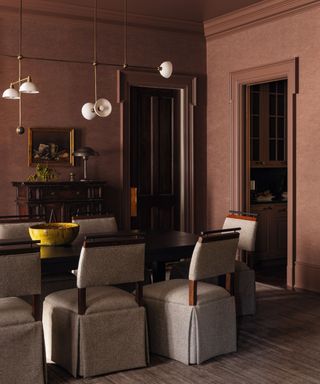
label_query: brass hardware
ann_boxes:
[131,187,137,217]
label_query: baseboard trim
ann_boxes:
[295,261,320,293]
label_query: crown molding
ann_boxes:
[204,0,320,40]
[0,0,203,35]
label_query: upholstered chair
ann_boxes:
[170,212,258,316]
[42,233,148,378]
[0,240,46,384]
[143,230,239,365]
[0,217,45,239]
[71,214,118,244]
[223,213,258,316]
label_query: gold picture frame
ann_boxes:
[28,128,74,166]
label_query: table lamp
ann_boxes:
[73,147,99,181]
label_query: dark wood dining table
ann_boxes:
[40,230,199,282]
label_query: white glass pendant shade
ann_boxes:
[94,98,112,117]
[2,86,20,99]
[159,61,173,79]
[82,102,96,120]
[19,79,39,94]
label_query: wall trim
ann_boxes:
[117,69,197,231]
[295,261,320,293]
[229,58,298,288]
[204,0,320,39]
[0,1,202,34]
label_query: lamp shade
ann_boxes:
[94,98,112,117]
[19,79,39,94]
[159,61,173,79]
[73,147,99,158]
[2,87,20,99]
[81,102,96,120]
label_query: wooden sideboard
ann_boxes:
[12,181,106,222]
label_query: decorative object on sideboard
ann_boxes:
[27,164,58,182]
[81,0,112,120]
[73,147,99,181]
[28,128,74,166]
[121,0,173,78]
[2,0,39,135]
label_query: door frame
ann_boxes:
[117,69,197,232]
[230,58,298,288]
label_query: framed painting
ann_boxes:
[28,128,74,166]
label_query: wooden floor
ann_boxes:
[48,283,320,384]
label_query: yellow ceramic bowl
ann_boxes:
[29,223,80,246]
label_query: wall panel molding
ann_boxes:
[204,0,320,39]
[295,261,320,293]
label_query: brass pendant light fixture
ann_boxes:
[122,0,173,78]
[2,0,39,135]
[81,0,112,120]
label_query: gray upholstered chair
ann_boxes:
[223,212,258,316]
[42,233,148,378]
[0,240,46,384]
[0,217,45,239]
[143,229,239,365]
[170,212,258,316]
[72,214,118,244]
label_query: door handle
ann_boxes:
[131,187,137,217]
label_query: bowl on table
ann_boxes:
[29,223,80,246]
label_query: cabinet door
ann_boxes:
[248,80,287,167]
[270,205,287,261]
[251,205,271,264]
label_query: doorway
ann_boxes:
[230,59,298,288]
[245,80,288,287]
[130,86,181,231]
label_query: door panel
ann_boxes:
[130,87,180,231]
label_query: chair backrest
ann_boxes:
[189,229,240,282]
[0,218,45,239]
[0,240,41,298]
[76,233,145,314]
[223,212,258,252]
[72,214,118,241]
[77,233,145,288]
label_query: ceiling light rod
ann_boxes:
[2,0,39,135]
[8,75,34,87]
[121,0,173,79]
[82,0,112,120]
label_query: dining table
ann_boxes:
[40,230,199,282]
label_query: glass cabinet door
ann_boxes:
[249,80,287,166]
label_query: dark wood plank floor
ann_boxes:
[48,283,320,383]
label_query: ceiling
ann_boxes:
[51,0,265,23]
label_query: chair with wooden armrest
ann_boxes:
[0,240,46,384]
[71,214,118,244]
[0,216,46,239]
[223,211,258,316]
[42,233,148,378]
[143,229,239,365]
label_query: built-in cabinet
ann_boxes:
[251,203,287,265]
[12,181,106,222]
[249,81,287,167]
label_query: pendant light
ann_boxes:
[122,0,173,78]
[2,0,39,135]
[81,0,112,120]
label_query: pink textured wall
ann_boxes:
[0,4,206,229]
[206,5,320,291]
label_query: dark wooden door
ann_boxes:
[130,86,180,231]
